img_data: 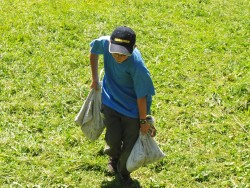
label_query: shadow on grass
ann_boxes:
[73,162,114,176]
[73,162,141,187]
[101,174,141,188]
[74,162,104,172]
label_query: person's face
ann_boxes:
[112,53,129,63]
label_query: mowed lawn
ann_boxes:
[0,0,249,187]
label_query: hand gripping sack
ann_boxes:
[74,83,104,141]
[126,132,165,172]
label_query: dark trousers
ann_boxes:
[101,104,140,176]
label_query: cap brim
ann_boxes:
[109,43,132,56]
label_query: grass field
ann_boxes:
[0,0,249,187]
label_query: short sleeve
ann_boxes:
[90,36,110,54]
[133,65,155,99]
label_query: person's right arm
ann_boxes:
[90,53,99,90]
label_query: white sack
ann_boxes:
[126,132,165,172]
[75,84,104,141]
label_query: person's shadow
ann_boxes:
[73,162,141,187]
[101,172,141,188]
[74,149,142,187]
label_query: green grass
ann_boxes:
[0,0,249,187]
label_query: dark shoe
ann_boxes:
[118,173,134,187]
[108,158,118,173]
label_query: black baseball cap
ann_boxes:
[109,26,136,56]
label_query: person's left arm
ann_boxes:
[137,96,150,135]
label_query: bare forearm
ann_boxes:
[137,96,147,120]
[137,96,151,135]
[90,53,99,82]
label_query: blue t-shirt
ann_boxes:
[90,36,155,118]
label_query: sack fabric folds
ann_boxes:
[75,84,104,141]
[126,132,165,172]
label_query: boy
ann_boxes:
[89,26,155,186]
